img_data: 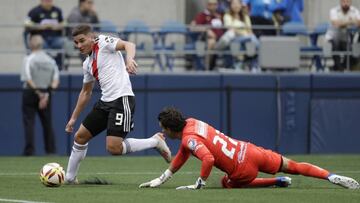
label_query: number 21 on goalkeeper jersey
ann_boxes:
[177,118,247,176]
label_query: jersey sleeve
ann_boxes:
[82,60,95,83]
[21,56,31,82]
[170,144,191,173]
[194,13,205,25]
[223,14,232,27]
[298,0,304,12]
[182,136,215,179]
[354,8,360,20]
[27,8,38,23]
[56,7,64,23]
[99,35,119,52]
[330,8,338,21]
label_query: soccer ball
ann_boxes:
[39,163,65,187]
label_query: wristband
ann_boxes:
[159,169,173,183]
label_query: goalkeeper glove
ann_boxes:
[139,169,172,188]
[175,177,206,190]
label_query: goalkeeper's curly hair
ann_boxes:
[158,107,187,132]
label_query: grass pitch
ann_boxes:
[0,155,359,203]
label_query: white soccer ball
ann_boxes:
[39,162,65,187]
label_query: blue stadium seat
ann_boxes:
[282,22,325,70]
[282,22,308,36]
[123,20,151,35]
[157,20,199,71]
[121,20,162,70]
[99,20,118,34]
[224,35,261,70]
[309,23,330,70]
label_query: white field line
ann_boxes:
[0,171,198,176]
[0,170,360,176]
[0,198,52,203]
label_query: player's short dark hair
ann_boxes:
[158,107,186,132]
[72,24,92,37]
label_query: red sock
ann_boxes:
[285,160,330,179]
[221,176,278,188]
[245,178,278,188]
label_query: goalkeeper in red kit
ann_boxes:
[139,107,359,190]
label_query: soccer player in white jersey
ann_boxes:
[64,24,172,184]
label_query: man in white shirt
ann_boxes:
[64,24,172,184]
[325,0,360,71]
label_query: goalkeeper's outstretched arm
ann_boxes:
[139,138,215,190]
[139,144,190,188]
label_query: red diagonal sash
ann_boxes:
[92,43,99,81]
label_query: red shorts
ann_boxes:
[222,143,282,188]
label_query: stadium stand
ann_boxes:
[1,0,360,156]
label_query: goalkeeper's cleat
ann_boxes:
[65,177,79,185]
[275,176,292,187]
[153,133,172,163]
[328,174,360,189]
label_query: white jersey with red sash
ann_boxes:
[82,35,134,102]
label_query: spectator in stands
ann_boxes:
[21,35,60,156]
[191,0,224,70]
[283,0,304,23]
[67,0,99,36]
[325,0,360,71]
[216,0,259,71]
[25,0,65,70]
[217,0,231,15]
[270,0,304,25]
[242,0,276,36]
[67,0,100,62]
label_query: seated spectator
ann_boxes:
[191,0,224,70]
[217,0,231,15]
[67,0,99,36]
[270,0,303,25]
[325,0,360,71]
[283,0,304,23]
[25,0,65,70]
[243,0,276,36]
[67,0,99,62]
[216,0,259,71]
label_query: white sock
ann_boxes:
[122,137,157,154]
[65,141,88,182]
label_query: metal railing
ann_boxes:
[1,23,360,72]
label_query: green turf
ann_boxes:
[0,155,359,203]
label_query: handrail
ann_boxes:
[1,23,359,71]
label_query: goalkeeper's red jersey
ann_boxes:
[170,118,249,179]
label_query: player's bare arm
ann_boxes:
[51,79,60,90]
[331,19,348,28]
[115,39,137,75]
[65,81,94,133]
